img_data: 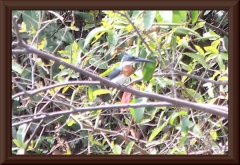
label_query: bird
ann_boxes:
[108,53,153,84]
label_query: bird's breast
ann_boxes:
[121,65,134,77]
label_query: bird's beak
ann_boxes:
[133,57,154,63]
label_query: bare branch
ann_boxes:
[12,101,227,127]
[12,81,101,99]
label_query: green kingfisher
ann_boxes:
[108,53,154,84]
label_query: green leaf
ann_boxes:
[54,28,74,43]
[131,10,143,20]
[194,45,205,56]
[190,10,199,24]
[84,27,111,47]
[216,54,225,71]
[192,21,205,31]
[180,116,189,136]
[93,89,110,96]
[193,124,203,137]
[183,52,209,68]
[178,135,188,148]
[12,61,23,74]
[88,87,94,101]
[148,117,170,142]
[107,30,117,47]
[204,45,219,54]
[148,121,169,142]
[155,11,163,23]
[125,141,135,154]
[179,11,187,22]
[158,11,173,23]
[220,53,228,60]
[185,88,204,103]
[99,62,120,77]
[142,56,156,81]
[75,11,93,23]
[67,118,76,126]
[143,11,156,30]
[17,124,27,148]
[172,10,182,23]
[111,142,122,154]
[174,26,201,37]
[201,30,220,40]
[169,110,188,125]
[209,130,217,140]
[129,98,146,123]
[89,57,108,69]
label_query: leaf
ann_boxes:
[169,110,188,125]
[107,30,117,47]
[129,98,147,123]
[125,141,135,154]
[194,45,204,56]
[178,135,188,148]
[12,61,23,74]
[99,62,120,77]
[17,124,27,148]
[216,54,225,71]
[174,26,200,37]
[148,116,170,142]
[75,11,93,23]
[183,52,209,68]
[158,10,173,23]
[192,21,205,31]
[143,11,156,30]
[88,87,94,101]
[70,21,79,31]
[172,10,182,23]
[179,10,187,22]
[84,27,111,47]
[93,89,110,96]
[111,141,122,154]
[67,118,76,126]
[201,30,220,40]
[89,57,108,69]
[131,10,143,21]
[155,11,163,23]
[185,88,204,103]
[180,116,189,136]
[19,22,27,33]
[54,28,74,43]
[142,56,156,81]
[193,124,203,137]
[209,130,217,140]
[204,45,219,54]
[190,10,199,24]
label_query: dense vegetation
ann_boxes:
[12,10,228,155]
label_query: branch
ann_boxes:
[12,102,175,127]
[12,80,101,99]
[12,101,228,127]
[169,69,228,85]
[12,16,228,119]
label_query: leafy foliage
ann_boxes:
[12,10,228,155]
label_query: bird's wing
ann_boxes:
[108,66,122,80]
